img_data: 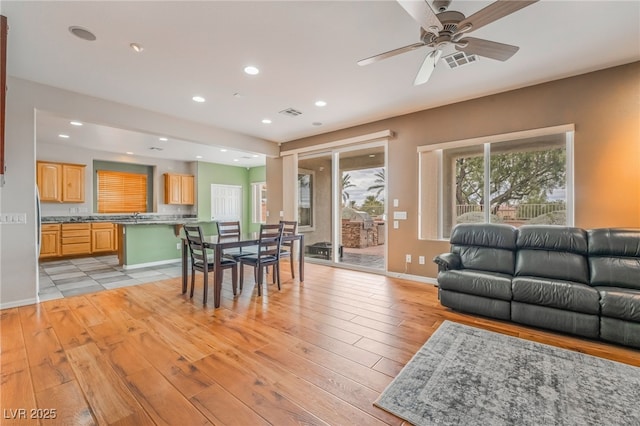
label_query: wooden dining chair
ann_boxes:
[183,224,238,304]
[239,223,283,296]
[279,220,298,279]
[215,220,255,260]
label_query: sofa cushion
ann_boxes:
[438,269,512,301]
[588,228,640,290]
[515,225,589,284]
[450,223,517,275]
[595,286,640,322]
[512,276,600,314]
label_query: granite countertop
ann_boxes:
[42,214,200,225]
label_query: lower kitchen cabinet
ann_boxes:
[61,223,91,256]
[91,223,117,253]
[40,224,61,258]
[39,222,118,259]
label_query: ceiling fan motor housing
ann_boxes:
[421,11,465,47]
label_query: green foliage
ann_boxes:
[456,148,566,213]
[359,195,384,216]
[366,168,385,200]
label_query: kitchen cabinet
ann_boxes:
[39,224,61,258]
[39,222,118,259]
[61,223,91,256]
[37,161,86,203]
[91,223,117,253]
[164,173,194,205]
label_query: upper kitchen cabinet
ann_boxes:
[37,161,86,203]
[164,173,194,205]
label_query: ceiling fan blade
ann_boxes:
[397,0,443,32]
[456,37,519,61]
[414,49,442,85]
[358,42,426,66]
[458,0,538,33]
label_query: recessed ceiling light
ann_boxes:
[192,96,206,103]
[58,134,70,138]
[130,43,144,53]
[312,122,323,126]
[126,151,134,155]
[69,26,96,41]
[233,159,239,162]
[70,121,83,126]
[262,119,272,124]
[315,100,327,107]
[252,155,259,158]
[196,155,203,159]
[220,149,228,152]
[244,66,259,75]
[159,137,168,141]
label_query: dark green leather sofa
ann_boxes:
[434,223,640,348]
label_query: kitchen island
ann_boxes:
[41,214,205,268]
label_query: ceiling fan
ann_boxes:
[358,0,538,85]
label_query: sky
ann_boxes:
[343,167,384,205]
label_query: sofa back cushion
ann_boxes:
[515,225,589,284]
[450,223,517,275]
[588,228,640,290]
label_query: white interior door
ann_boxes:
[210,184,242,221]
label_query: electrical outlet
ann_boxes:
[419,256,425,265]
[405,254,412,263]
[176,242,181,250]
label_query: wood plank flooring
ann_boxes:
[2,261,639,425]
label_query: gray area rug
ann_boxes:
[375,321,640,426]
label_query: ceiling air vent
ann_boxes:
[443,51,478,69]
[279,108,302,117]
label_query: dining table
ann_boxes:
[181,232,304,308]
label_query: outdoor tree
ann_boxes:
[366,168,385,200]
[456,148,566,214]
[342,173,355,206]
[359,195,384,216]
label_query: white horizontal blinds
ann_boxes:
[97,170,147,213]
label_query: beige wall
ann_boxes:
[271,62,640,278]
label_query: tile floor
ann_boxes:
[38,255,183,301]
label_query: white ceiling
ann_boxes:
[4,1,639,165]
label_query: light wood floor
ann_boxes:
[2,262,639,425]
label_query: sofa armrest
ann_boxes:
[433,253,461,272]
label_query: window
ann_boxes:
[298,169,314,228]
[96,170,147,213]
[210,184,242,221]
[419,126,573,240]
[251,182,267,223]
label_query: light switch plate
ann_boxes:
[393,211,407,220]
[393,220,399,229]
[393,199,399,207]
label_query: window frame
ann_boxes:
[251,181,267,224]
[297,168,315,231]
[418,124,574,241]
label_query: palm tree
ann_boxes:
[342,173,356,206]
[367,168,385,199]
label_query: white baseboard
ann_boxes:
[386,272,438,286]
[123,258,181,270]
[1,297,39,309]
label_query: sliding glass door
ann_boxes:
[298,142,387,273]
